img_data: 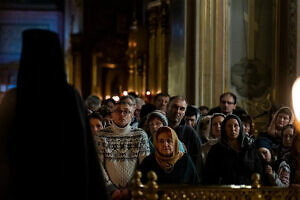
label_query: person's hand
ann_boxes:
[265,165,273,175]
[112,189,122,200]
[278,169,290,185]
[121,188,129,199]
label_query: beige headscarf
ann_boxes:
[267,107,294,138]
[153,126,183,172]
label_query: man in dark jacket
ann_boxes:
[167,96,202,165]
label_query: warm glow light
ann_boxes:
[123,91,128,96]
[105,95,111,99]
[292,77,300,120]
[106,64,116,69]
[146,91,151,96]
[112,96,120,102]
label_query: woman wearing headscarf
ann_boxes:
[146,110,186,154]
[201,113,226,164]
[138,126,200,185]
[260,107,294,145]
[258,107,294,161]
[204,114,263,185]
[256,137,290,187]
[2,29,108,200]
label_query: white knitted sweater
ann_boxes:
[95,122,150,190]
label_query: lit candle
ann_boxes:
[292,77,300,132]
[292,77,300,184]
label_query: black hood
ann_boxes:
[17,29,67,93]
[220,114,247,148]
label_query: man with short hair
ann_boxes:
[135,97,145,122]
[154,93,170,113]
[184,105,201,129]
[208,92,246,116]
[102,98,116,112]
[120,95,139,127]
[85,94,101,114]
[167,96,202,165]
[95,102,150,200]
[199,105,209,117]
[120,95,136,107]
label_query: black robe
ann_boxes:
[4,29,108,200]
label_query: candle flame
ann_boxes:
[292,78,300,121]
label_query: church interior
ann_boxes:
[0,0,300,199]
[0,0,300,132]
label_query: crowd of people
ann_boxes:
[0,29,299,200]
[86,91,299,199]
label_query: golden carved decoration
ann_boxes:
[131,170,299,200]
[131,170,144,200]
[147,0,169,95]
[145,171,159,200]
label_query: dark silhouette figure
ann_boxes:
[1,29,108,200]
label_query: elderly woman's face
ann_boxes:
[157,132,174,156]
[225,118,240,141]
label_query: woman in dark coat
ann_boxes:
[138,126,200,185]
[1,29,108,200]
[204,114,263,185]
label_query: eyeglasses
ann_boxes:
[114,109,131,115]
[221,100,235,105]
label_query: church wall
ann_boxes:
[0,8,63,94]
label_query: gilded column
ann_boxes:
[64,0,83,92]
[147,1,159,95]
[158,0,169,93]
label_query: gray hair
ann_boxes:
[85,95,101,111]
[136,97,145,106]
[120,95,136,106]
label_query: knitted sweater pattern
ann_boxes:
[95,122,150,189]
